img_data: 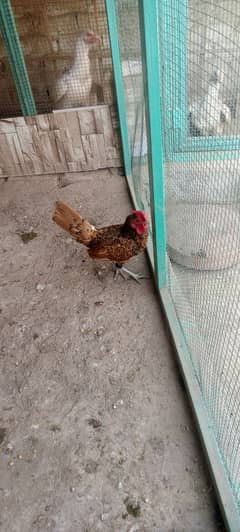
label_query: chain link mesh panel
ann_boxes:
[0,38,20,117]
[115,0,153,257]
[115,0,240,516]
[0,0,36,116]
[162,0,240,511]
[0,0,115,117]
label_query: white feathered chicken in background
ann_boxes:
[188,69,231,136]
[52,31,100,109]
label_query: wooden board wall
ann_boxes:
[0,105,122,178]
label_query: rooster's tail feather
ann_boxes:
[53,201,96,245]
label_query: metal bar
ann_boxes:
[174,0,188,149]
[183,135,240,152]
[161,0,174,158]
[105,0,132,177]
[138,0,167,288]
[166,149,240,164]
[0,0,36,116]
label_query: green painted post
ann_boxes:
[138,0,167,288]
[0,0,36,116]
[105,0,132,177]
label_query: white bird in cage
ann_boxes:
[51,31,100,109]
[188,69,231,137]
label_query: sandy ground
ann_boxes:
[0,169,224,532]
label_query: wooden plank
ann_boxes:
[77,109,96,135]
[32,129,55,173]
[13,117,26,128]
[53,130,68,171]
[100,106,114,148]
[0,105,121,177]
[35,114,50,131]
[105,145,117,160]
[44,129,68,173]
[81,135,95,170]
[65,112,86,165]
[50,112,82,170]
[89,133,107,168]
[46,130,65,173]
[48,111,67,131]
[0,134,16,175]
[58,128,76,166]
[67,161,79,172]
[104,157,121,167]
[0,119,16,134]
[93,108,104,133]
[46,113,57,131]
[16,125,44,175]
[6,133,25,175]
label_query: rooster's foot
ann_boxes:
[114,264,149,284]
[114,266,127,281]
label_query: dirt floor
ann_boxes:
[0,169,224,532]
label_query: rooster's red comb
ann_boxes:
[132,210,148,222]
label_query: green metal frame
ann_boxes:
[162,0,240,162]
[0,0,36,116]
[105,0,132,177]
[105,0,240,529]
[161,0,187,156]
[138,0,167,288]
[105,0,167,287]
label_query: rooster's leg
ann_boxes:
[114,263,127,281]
[114,263,148,284]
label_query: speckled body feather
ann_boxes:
[88,224,148,263]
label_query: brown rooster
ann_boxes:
[53,201,148,282]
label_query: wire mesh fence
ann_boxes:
[0,0,115,118]
[114,0,240,518]
[162,0,240,512]
[187,0,240,138]
[115,0,153,257]
[0,48,20,117]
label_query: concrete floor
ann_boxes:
[0,169,224,532]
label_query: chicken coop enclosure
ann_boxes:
[105,0,240,530]
[1,0,240,529]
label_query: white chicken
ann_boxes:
[52,31,100,109]
[188,69,231,136]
